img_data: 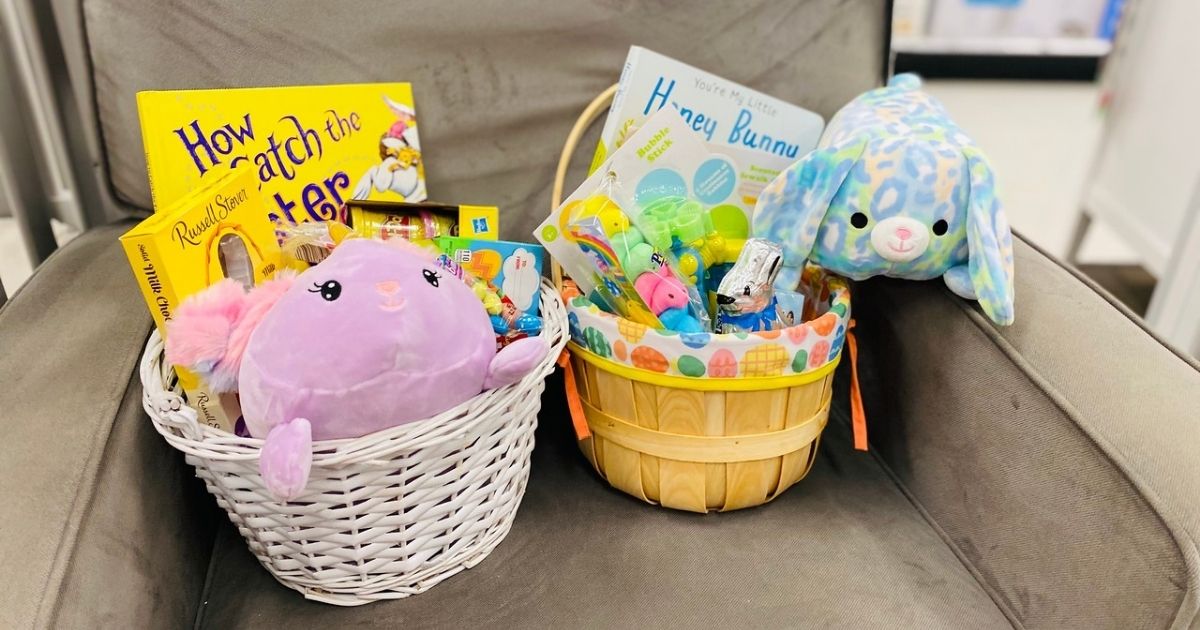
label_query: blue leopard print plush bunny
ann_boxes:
[752,74,1015,325]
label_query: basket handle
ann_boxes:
[549,84,616,445]
[549,83,618,292]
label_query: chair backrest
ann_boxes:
[52,0,889,241]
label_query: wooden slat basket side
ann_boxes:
[571,354,832,513]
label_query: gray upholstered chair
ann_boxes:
[3,2,1199,628]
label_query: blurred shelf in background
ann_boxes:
[892,0,1125,80]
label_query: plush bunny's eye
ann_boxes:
[850,212,869,229]
[743,285,752,296]
[309,280,341,301]
[932,219,949,236]
[422,269,440,288]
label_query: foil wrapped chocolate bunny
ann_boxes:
[716,239,784,334]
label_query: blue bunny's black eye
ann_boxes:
[308,280,341,301]
[850,212,869,229]
[932,219,949,236]
[422,269,440,287]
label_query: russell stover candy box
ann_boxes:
[137,83,427,228]
[120,165,281,433]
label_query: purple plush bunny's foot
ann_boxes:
[260,417,313,502]
[484,336,550,389]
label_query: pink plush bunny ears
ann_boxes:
[165,272,295,391]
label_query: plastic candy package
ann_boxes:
[278,220,354,268]
[433,252,543,348]
[774,288,806,327]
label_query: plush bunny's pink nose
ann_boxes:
[895,226,912,241]
[375,281,400,296]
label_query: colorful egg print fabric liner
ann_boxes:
[568,266,850,379]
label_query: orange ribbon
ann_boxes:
[557,349,591,440]
[846,319,868,451]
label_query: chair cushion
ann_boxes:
[0,223,217,628]
[195,391,1011,628]
[851,237,1200,628]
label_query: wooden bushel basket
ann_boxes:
[550,86,851,513]
[567,340,836,513]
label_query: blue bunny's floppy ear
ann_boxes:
[962,146,1015,325]
[752,138,867,288]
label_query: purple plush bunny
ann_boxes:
[167,238,549,501]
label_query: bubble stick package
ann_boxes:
[536,106,745,303]
[633,196,726,294]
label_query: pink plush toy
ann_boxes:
[633,266,688,314]
[632,266,703,332]
[166,238,549,501]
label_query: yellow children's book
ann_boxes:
[137,83,426,227]
[120,166,282,433]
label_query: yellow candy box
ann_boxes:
[345,200,499,244]
[120,166,282,432]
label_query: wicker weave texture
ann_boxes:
[141,281,567,605]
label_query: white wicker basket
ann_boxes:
[140,280,567,606]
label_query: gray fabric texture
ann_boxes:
[851,237,1200,629]
[0,223,217,629]
[28,1,1200,627]
[195,403,1012,629]
[77,0,888,238]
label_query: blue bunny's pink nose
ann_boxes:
[376,281,400,296]
[895,227,912,240]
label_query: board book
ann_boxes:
[591,47,825,223]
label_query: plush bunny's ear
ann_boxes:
[962,146,1015,325]
[752,138,867,287]
[166,272,296,391]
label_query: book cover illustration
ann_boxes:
[137,83,427,227]
[592,47,825,216]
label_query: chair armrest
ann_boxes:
[850,236,1200,629]
[0,223,217,628]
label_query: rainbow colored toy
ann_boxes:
[567,213,663,328]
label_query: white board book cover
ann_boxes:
[592,46,825,216]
